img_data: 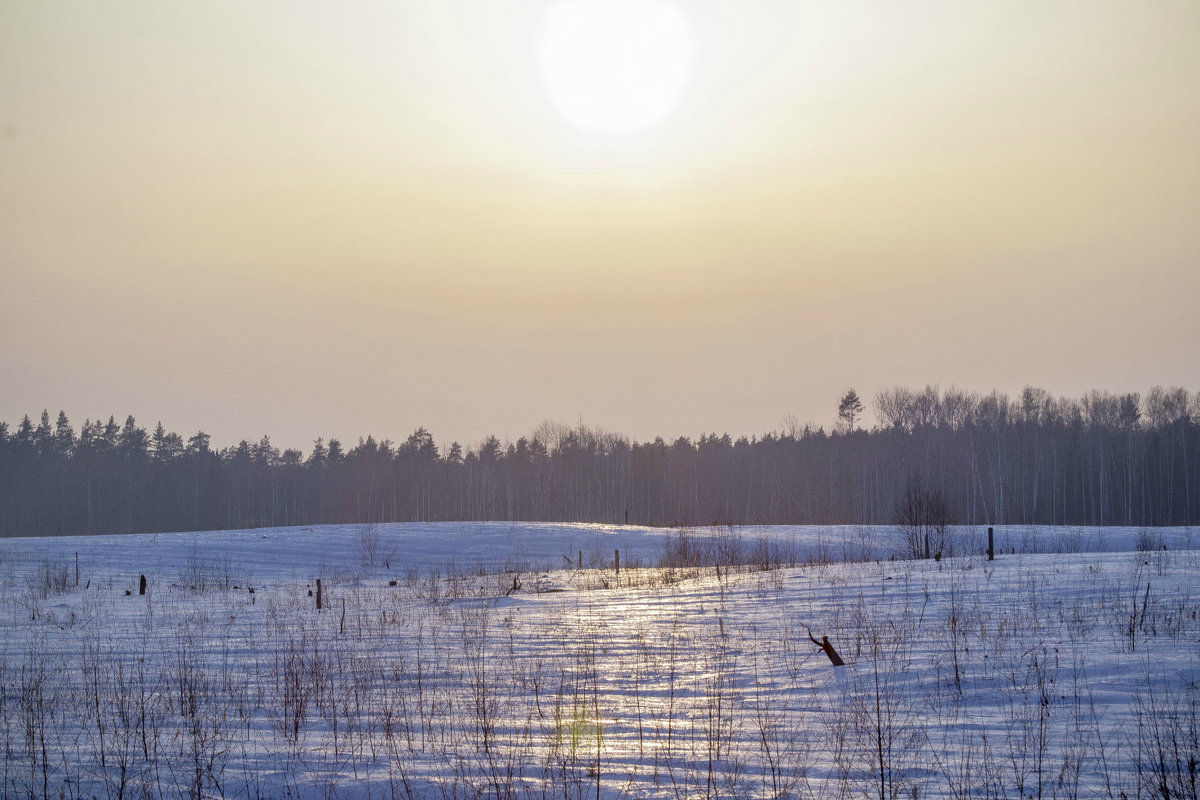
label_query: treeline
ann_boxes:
[1,385,1197,537]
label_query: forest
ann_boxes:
[1,385,1197,537]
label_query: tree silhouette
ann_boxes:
[1,386,1198,536]
[838,389,864,432]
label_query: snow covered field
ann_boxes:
[1,523,1197,799]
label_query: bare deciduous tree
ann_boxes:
[897,473,952,559]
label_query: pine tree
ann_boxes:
[838,389,864,432]
[307,438,328,468]
[118,416,148,458]
[53,411,75,458]
[34,410,53,455]
[186,431,211,456]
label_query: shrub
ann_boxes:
[897,473,952,559]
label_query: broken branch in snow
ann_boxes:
[807,626,846,667]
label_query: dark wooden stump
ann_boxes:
[807,628,845,667]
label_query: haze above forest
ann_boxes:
[2,2,1198,447]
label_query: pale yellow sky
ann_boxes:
[2,1,1198,449]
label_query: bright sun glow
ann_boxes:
[539,0,695,136]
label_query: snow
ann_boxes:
[1,522,1196,798]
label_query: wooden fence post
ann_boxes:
[316,578,323,611]
[988,527,995,561]
[139,574,146,595]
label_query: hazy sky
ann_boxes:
[3,1,1198,452]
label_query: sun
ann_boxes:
[538,0,695,136]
